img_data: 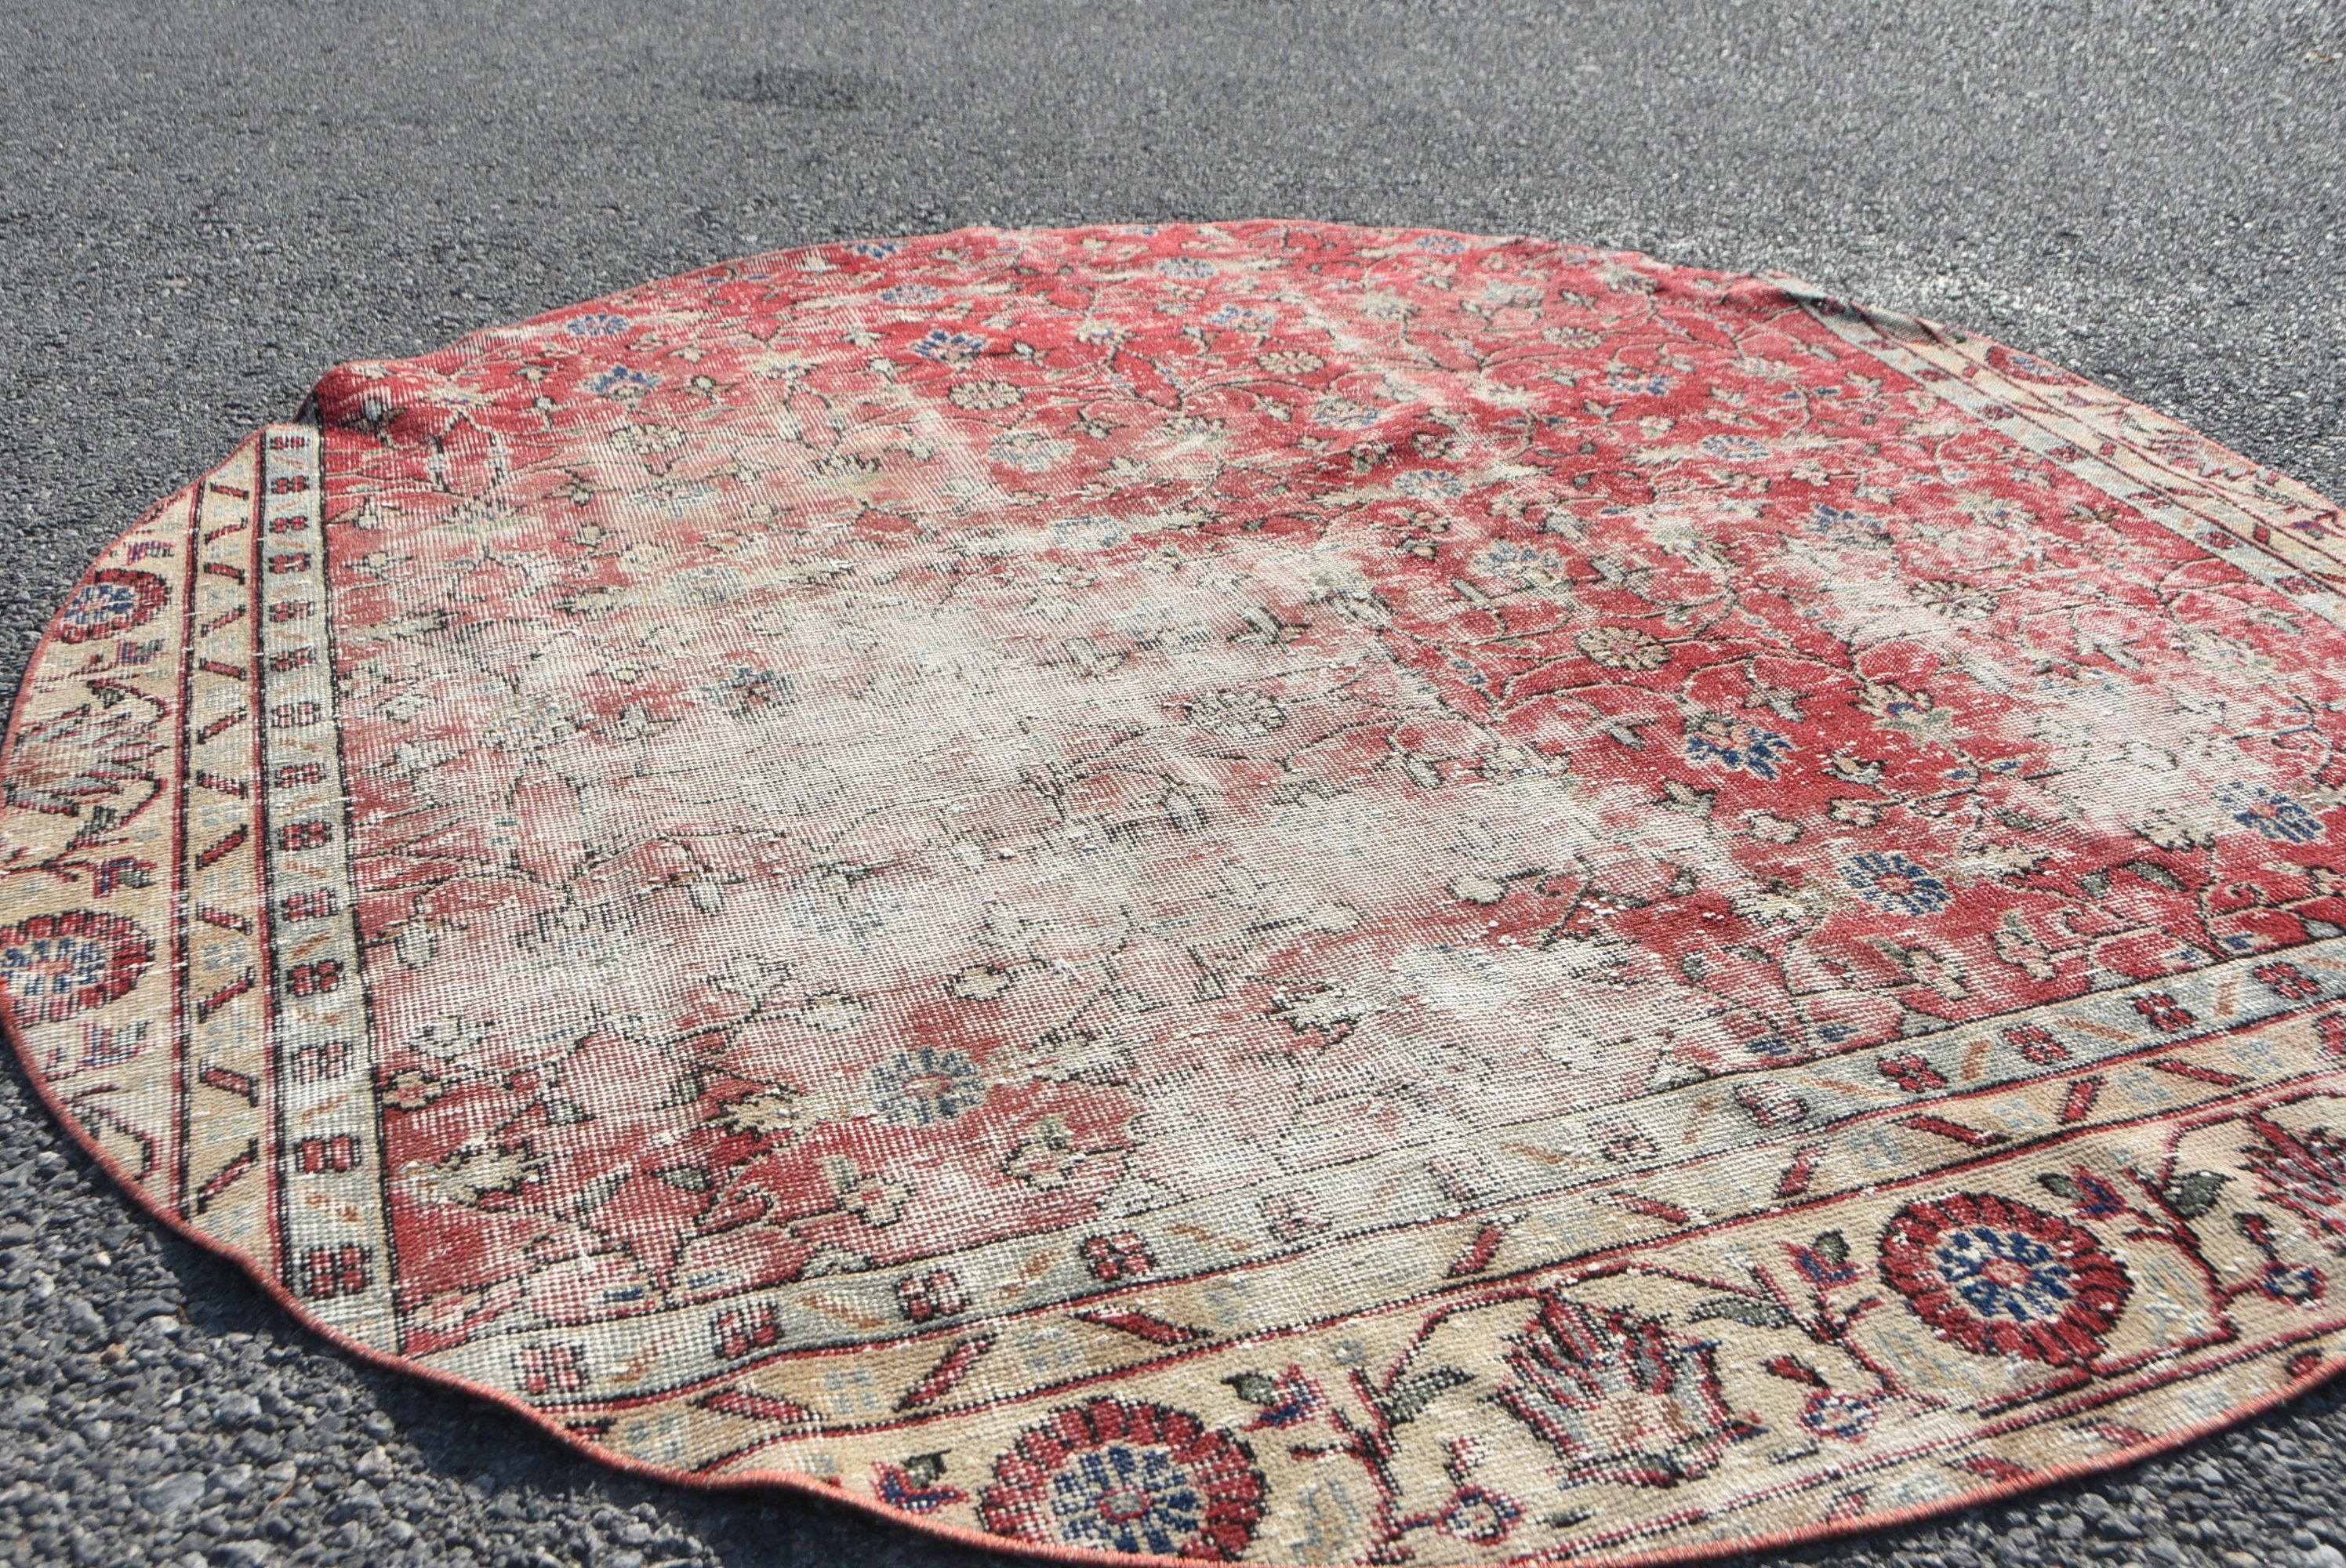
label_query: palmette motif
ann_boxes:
[6,220,2346,1565]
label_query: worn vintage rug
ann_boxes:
[6,221,2346,1565]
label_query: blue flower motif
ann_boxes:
[1684,720,1794,782]
[845,241,899,260]
[1395,469,1465,501]
[2259,1261,2326,1305]
[1838,851,1952,916]
[1205,303,1276,333]
[1930,1225,2075,1324]
[1046,1444,1206,1556]
[1799,1389,1880,1442]
[908,328,988,365]
[565,313,630,338]
[1414,234,1466,254]
[870,1046,984,1127]
[60,580,149,635]
[877,284,942,305]
[1807,504,1891,548]
[1155,256,1216,279]
[2216,782,2326,844]
[589,365,658,400]
[1701,435,1769,462]
[1310,397,1382,430]
[1,930,114,1007]
[1436,1486,1520,1544]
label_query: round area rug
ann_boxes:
[7,221,2346,1566]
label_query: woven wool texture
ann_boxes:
[6,221,2346,1566]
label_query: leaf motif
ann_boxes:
[1688,1296,1796,1329]
[1812,1229,1850,1265]
[2167,1170,2230,1220]
[1222,1371,1280,1406]
[2036,1171,2079,1200]
[653,1164,714,1193]
[576,1169,630,1215]
[1382,1365,1473,1424]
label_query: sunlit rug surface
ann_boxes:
[8,221,2346,1565]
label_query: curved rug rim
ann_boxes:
[6,218,2346,1567]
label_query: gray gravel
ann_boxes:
[2,2,2344,1565]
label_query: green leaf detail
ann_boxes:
[2168,1170,2230,1220]
[653,1164,714,1193]
[2036,1172,2079,1200]
[1222,1371,1280,1406]
[1812,1229,1850,1265]
[1383,1366,1474,1424]
[902,1452,948,1484]
[1688,1296,1796,1329]
[576,1169,630,1214]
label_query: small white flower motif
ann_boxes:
[1258,349,1326,375]
[1911,579,1999,620]
[1004,1116,1082,1191]
[946,964,1016,1001]
[1186,688,1287,738]
[795,990,873,1033]
[411,1143,547,1207]
[1312,396,1382,430]
[714,1088,807,1138]
[668,564,748,607]
[1542,324,1603,349]
[989,430,1073,473]
[484,702,582,754]
[1574,625,1672,671]
[948,379,1022,410]
[615,423,688,458]
[826,1156,910,1226]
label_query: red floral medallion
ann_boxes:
[0,909,153,1025]
[1878,1192,2131,1365]
[54,568,169,644]
[981,1397,1266,1559]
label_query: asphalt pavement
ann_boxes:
[1,3,2342,1566]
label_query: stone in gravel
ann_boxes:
[326,1479,383,1523]
[211,1544,274,1568]
[59,1296,104,1340]
[139,1472,206,1518]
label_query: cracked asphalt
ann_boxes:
[2,2,2343,1565]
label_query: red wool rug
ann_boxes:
[6,221,2346,1566]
